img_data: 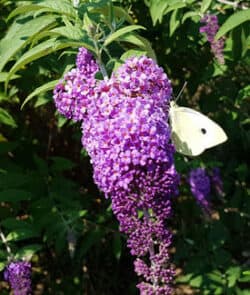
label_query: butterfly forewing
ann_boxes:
[169,103,228,156]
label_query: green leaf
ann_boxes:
[149,0,169,25]
[104,25,146,46]
[15,244,42,260]
[8,0,76,20]
[115,33,156,60]
[21,80,58,109]
[164,1,186,15]
[6,228,39,242]
[7,5,45,20]
[0,15,56,72]
[1,218,32,230]
[6,39,94,86]
[112,233,122,260]
[120,49,147,61]
[0,189,32,202]
[50,156,76,172]
[190,275,203,287]
[80,228,104,256]
[226,266,241,288]
[92,5,134,24]
[51,25,85,41]
[169,9,181,37]
[0,72,20,82]
[182,11,200,23]
[0,108,17,127]
[0,171,29,189]
[0,262,6,271]
[57,114,68,128]
[200,0,213,13]
[216,9,250,39]
[239,275,250,283]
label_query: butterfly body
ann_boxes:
[169,101,228,156]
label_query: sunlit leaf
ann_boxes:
[104,25,145,46]
[216,9,250,39]
[0,108,17,128]
[0,15,56,72]
[6,228,39,242]
[21,80,58,109]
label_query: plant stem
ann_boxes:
[143,208,158,287]
[93,40,108,79]
[0,227,13,259]
[217,0,249,9]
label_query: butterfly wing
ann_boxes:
[169,103,228,156]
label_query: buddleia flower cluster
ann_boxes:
[53,48,179,294]
[4,261,32,295]
[200,14,225,64]
[188,167,224,214]
[53,47,99,122]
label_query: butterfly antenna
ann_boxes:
[175,81,187,103]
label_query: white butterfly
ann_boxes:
[169,101,228,156]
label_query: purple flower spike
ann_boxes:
[189,168,211,213]
[81,56,179,294]
[4,261,32,295]
[200,14,225,64]
[53,52,179,294]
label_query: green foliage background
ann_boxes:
[0,0,249,294]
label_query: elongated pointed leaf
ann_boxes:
[0,189,32,202]
[200,0,213,13]
[149,0,169,25]
[21,80,58,109]
[216,9,250,39]
[0,15,56,72]
[104,25,145,46]
[164,2,186,15]
[51,25,84,40]
[15,244,42,260]
[115,33,156,60]
[0,73,20,82]
[0,108,17,127]
[7,5,45,20]
[9,0,76,20]
[6,39,94,86]
[6,228,39,242]
[91,5,134,24]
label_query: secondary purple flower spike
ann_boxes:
[4,261,32,295]
[189,168,211,213]
[200,14,225,64]
[53,47,99,121]
[81,56,179,294]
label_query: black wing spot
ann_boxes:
[201,128,207,134]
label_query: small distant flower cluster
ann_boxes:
[200,14,225,64]
[53,49,179,294]
[4,261,32,295]
[188,167,224,214]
